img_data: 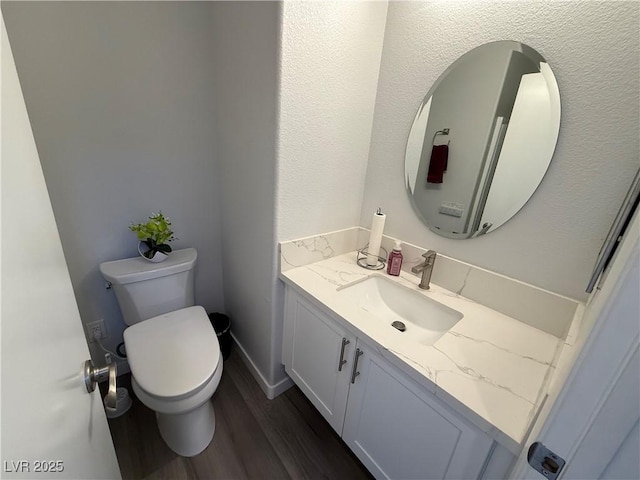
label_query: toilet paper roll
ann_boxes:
[367,209,386,266]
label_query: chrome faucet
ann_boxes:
[411,250,437,290]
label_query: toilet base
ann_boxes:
[156,400,215,457]
[130,352,223,457]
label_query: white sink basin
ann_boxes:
[338,275,463,345]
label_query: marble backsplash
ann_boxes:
[279,227,581,338]
[280,227,360,273]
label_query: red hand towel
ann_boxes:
[427,144,449,184]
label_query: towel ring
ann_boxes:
[432,128,450,146]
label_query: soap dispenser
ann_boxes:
[387,241,403,276]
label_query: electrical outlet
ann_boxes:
[87,319,107,342]
[439,202,464,218]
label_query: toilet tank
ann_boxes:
[99,248,197,325]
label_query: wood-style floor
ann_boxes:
[106,349,373,480]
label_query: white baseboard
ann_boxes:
[230,332,294,399]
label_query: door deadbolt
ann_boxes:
[527,442,565,480]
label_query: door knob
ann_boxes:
[83,360,117,410]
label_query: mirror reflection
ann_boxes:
[405,41,561,238]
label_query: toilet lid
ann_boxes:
[124,306,220,398]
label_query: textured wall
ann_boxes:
[272,1,387,391]
[277,1,388,240]
[211,2,283,388]
[3,2,224,364]
[361,1,639,301]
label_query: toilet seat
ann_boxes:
[124,305,220,399]
[131,352,223,415]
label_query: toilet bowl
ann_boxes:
[99,249,223,457]
[124,305,222,457]
[131,357,222,457]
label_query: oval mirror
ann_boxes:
[405,41,560,238]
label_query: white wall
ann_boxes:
[361,1,639,301]
[2,2,224,365]
[211,2,284,390]
[277,1,388,240]
[481,67,559,229]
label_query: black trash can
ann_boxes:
[208,313,231,361]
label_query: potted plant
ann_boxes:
[129,212,176,262]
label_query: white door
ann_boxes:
[511,210,639,479]
[1,16,121,479]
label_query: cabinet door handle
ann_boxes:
[338,337,350,372]
[351,348,364,384]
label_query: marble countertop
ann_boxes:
[280,252,563,454]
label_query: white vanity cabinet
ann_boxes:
[282,288,496,480]
[342,340,494,479]
[282,288,357,433]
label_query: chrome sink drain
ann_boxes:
[391,320,406,332]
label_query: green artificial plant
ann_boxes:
[129,212,176,258]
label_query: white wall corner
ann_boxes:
[231,332,294,400]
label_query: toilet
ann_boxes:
[99,248,222,457]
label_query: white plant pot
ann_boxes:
[138,242,169,263]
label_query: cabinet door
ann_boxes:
[343,341,493,480]
[282,289,356,434]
